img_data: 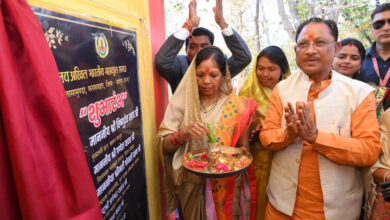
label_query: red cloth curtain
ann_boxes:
[0,0,103,219]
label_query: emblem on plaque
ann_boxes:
[95,33,109,58]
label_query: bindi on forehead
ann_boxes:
[349,41,353,47]
[205,67,210,73]
[308,34,314,39]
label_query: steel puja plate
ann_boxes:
[182,146,253,178]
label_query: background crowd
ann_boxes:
[156,1,390,220]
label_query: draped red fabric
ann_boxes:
[0,0,103,219]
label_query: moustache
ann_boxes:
[303,57,320,61]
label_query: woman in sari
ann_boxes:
[363,108,390,219]
[157,46,257,220]
[239,46,290,220]
[333,38,365,79]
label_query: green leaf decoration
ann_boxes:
[206,123,217,143]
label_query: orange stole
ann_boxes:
[211,95,247,220]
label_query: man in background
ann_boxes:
[358,3,390,111]
[155,0,251,93]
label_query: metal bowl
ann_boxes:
[182,146,253,178]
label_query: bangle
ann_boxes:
[171,129,189,146]
[384,171,390,183]
[183,20,193,34]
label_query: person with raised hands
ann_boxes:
[155,0,251,93]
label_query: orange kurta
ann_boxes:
[260,79,381,220]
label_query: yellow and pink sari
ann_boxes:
[239,54,290,220]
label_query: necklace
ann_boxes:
[200,91,221,114]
